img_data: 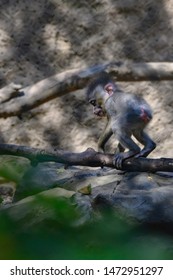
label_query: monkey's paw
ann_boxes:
[113,153,125,169]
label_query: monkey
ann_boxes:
[86,73,114,153]
[86,72,156,169]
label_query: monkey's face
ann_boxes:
[93,105,106,117]
[89,98,106,117]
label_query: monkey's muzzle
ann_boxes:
[93,106,106,117]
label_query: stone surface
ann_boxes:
[2,163,173,226]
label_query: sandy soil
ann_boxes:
[0,0,173,158]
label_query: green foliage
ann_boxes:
[0,157,173,260]
[0,195,173,260]
[0,156,30,184]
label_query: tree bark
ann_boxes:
[1,62,173,118]
[0,143,172,172]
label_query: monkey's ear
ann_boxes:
[104,83,115,95]
[104,83,113,90]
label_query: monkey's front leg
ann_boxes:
[114,151,139,169]
[98,118,113,153]
[113,133,141,169]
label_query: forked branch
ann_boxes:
[1,61,173,117]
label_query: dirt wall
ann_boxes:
[0,0,173,158]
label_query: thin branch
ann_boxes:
[0,143,172,172]
[1,62,173,118]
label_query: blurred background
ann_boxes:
[0,0,173,157]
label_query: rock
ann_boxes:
[15,163,121,200]
[3,187,75,227]
[92,172,173,225]
[2,166,173,227]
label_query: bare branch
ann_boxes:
[0,143,172,172]
[0,83,22,103]
[1,62,173,118]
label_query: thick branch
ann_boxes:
[0,144,172,172]
[1,62,173,117]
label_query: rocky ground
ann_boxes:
[0,0,173,159]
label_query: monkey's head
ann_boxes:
[86,72,116,117]
[86,72,114,101]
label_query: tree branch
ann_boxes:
[0,143,172,172]
[1,62,173,118]
[0,83,22,103]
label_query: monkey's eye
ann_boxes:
[89,100,96,106]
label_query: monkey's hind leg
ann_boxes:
[133,131,156,158]
[113,132,141,169]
